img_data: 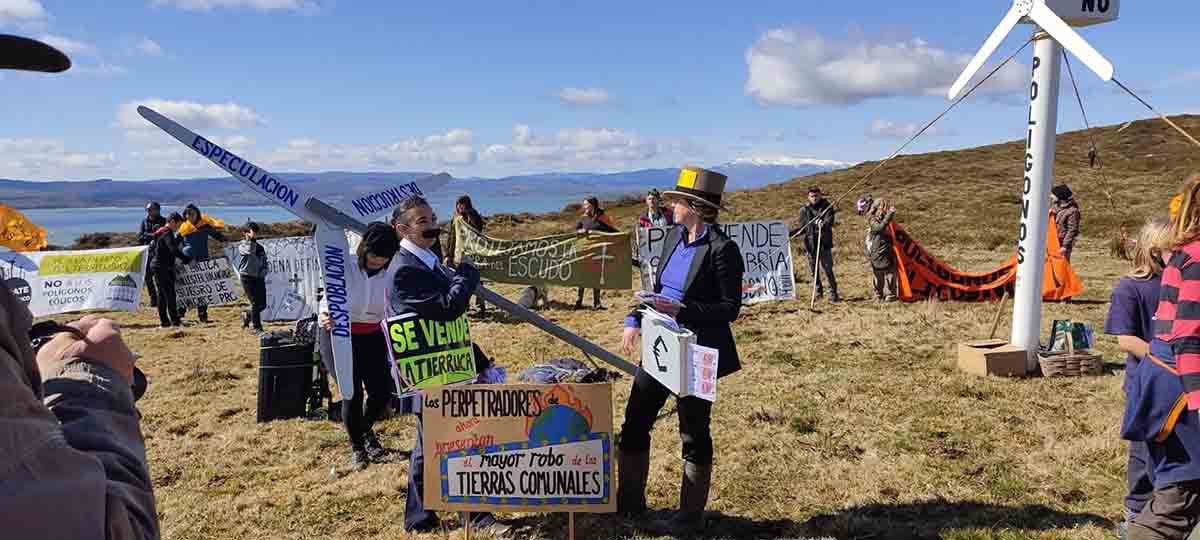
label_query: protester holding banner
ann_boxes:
[638,189,674,229]
[865,199,899,302]
[445,195,488,314]
[618,167,745,536]
[137,202,165,308]
[1104,218,1169,535]
[388,196,504,535]
[317,222,403,471]
[237,222,269,333]
[575,196,618,310]
[150,213,191,328]
[1052,184,1082,263]
[179,204,226,323]
[795,187,840,303]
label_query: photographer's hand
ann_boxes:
[36,316,136,385]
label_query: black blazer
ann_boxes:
[389,246,480,323]
[630,224,745,377]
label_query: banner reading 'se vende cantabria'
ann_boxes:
[0,246,148,317]
[637,221,796,304]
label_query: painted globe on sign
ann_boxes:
[528,404,589,444]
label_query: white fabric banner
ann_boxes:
[224,236,321,321]
[636,220,796,304]
[0,246,148,317]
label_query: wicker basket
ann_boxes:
[1038,351,1103,377]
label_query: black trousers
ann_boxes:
[180,256,208,320]
[153,268,180,327]
[342,330,395,449]
[806,246,838,296]
[145,270,158,306]
[618,368,714,465]
[240,275,267,330]
[575,287,601,306]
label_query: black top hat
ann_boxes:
[663,167,728,210]
[0,35,70,73]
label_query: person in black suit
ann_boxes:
[389,196,506,536]
[617,167,745,536]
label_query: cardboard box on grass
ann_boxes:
[957,339,1028,377]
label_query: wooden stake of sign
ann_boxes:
[988,290,1010,340]
[303,198,639,376]
[569,512,576,540]
[464,513,471,540]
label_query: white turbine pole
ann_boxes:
[1011,32,1063,371]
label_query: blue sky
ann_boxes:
[0,0,1196,181]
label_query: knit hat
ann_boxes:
[1051,184,1073,201]
[362,221,399,259]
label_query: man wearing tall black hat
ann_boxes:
[617,167,745,536]
[1051,184,1081,263]
[796,186,840,302]
[0,35,160,539]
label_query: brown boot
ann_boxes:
[645,461,711,536]
[617,449,650,517]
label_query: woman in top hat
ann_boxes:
[617,166,746,536]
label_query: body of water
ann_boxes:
[22,193,588,247]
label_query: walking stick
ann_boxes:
[809,222,823,310]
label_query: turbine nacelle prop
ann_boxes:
[947,0,1119,100]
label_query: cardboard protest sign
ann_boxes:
[224,236,321,321]
[891,216,1084,302]
[454,221,632,290]
[423,383,615,513]
[174,257,241,309]
[0,246,148,317]
[638,221,795,303]
[384,312,477,392]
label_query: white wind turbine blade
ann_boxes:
[947,4,1025,100]
[1028,1,1114,81]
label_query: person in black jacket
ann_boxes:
[137,202,166,307]
[150,213,190,328]
[389,196,505,536]
[794,187,840,302]
[617,167,745,536]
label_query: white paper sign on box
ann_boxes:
[640,309,719,401]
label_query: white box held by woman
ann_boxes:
[640,309,719,401]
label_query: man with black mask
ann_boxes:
[389,196,506,536]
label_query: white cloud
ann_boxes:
[481,124,696,169]
[867,119,955,139]
[0,138,116,177]
[729,155,852,168]
[744,28,1026,107]
[37,33,98,56]
[73,63,130,77]
[117,99,266,131]
[134,38,164,56]
[262,129,477,170]
[149,0,320,13]
[0,0,46,25]
[553,87,613,107]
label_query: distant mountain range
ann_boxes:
[2,159,850,210]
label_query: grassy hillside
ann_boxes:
[56,115,1200,539]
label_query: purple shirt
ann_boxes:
[626,226,708,328]
[1105,274,1163,390]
